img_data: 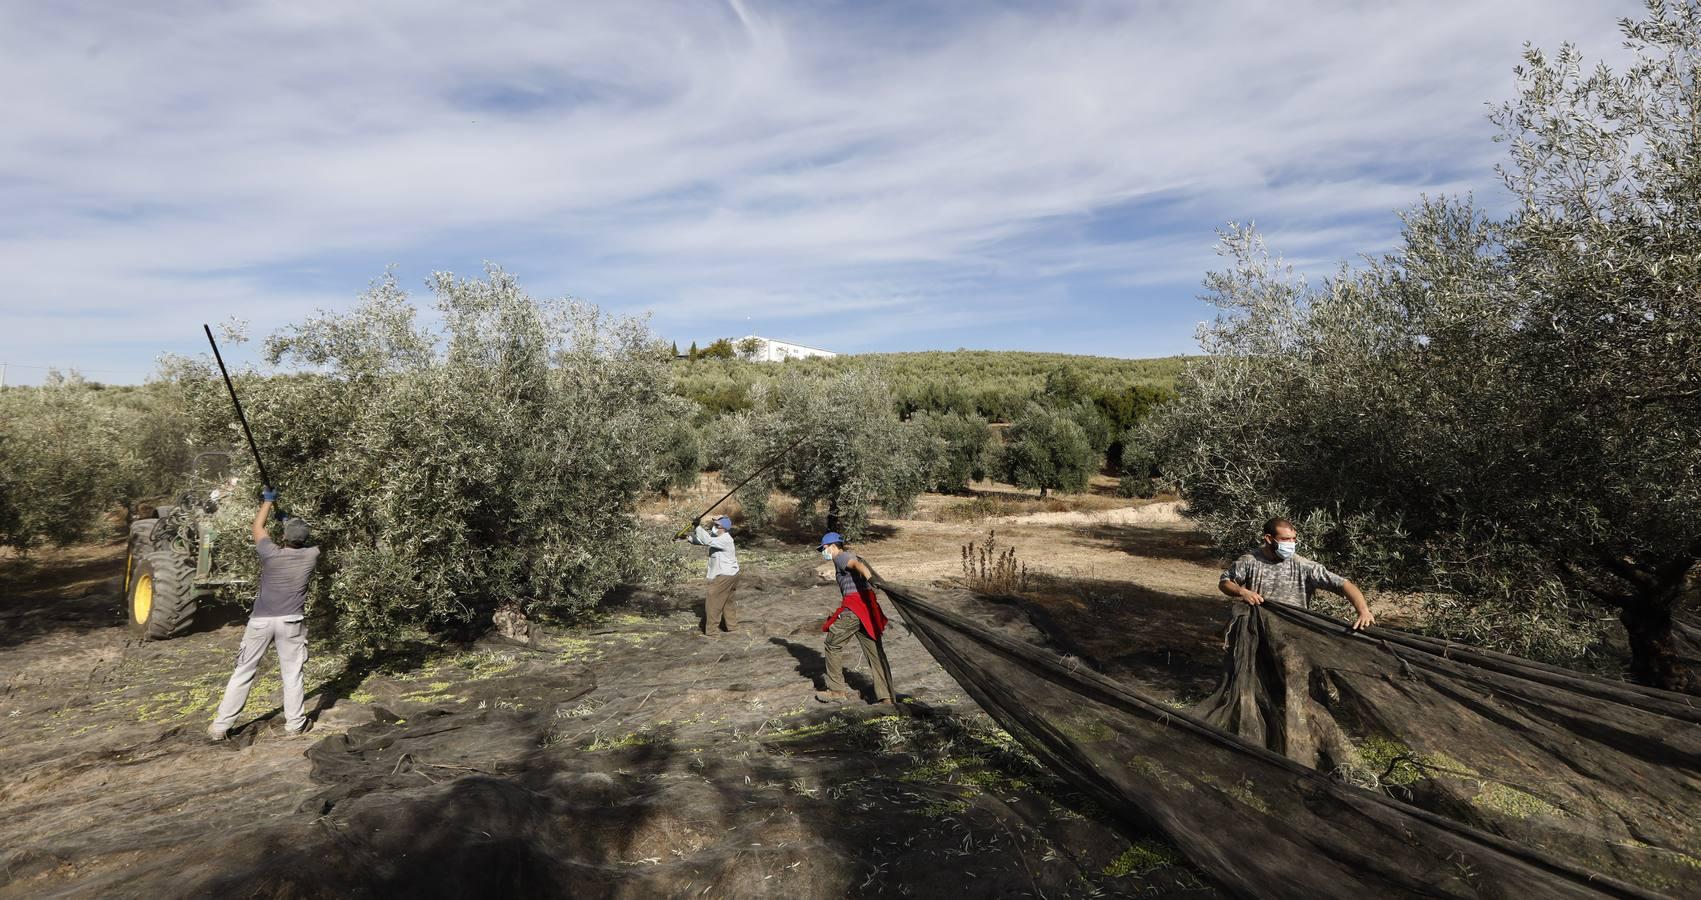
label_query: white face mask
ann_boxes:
[820,547,834,560]
[1275,540,1296,560]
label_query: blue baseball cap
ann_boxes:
[819,532,843,549]
[715,516,732,530]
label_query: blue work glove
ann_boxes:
[262,487,279,503]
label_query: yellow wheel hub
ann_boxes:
[133,573,154,624]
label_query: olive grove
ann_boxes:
[711,369,932,540]
[0,374,186,550]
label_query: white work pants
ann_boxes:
[212,615,308,732]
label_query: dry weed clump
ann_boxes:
[961,530,1028,594]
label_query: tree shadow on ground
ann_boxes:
[1003,575,1228,703]
[177,707,1196,898]
[961,486,1050,503]
[46,634,1219,899]
[0,551,127,652]
[0,590,122,652]
[600,584,692,617]
[177,600,247,637]
[163,712,869,898]
[1067,523,1223,565]
[766,504,898,545]
[769,636,883,702]
[312,642,437,714]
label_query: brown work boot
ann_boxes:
[814,690,851,704]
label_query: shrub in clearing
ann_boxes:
[911,411,995,494]
[997,403,1096,497]
[1116,427,1159,499]
[163,267,684,648]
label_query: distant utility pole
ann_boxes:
[1,362,7,390]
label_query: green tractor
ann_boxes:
[122,451,256,640]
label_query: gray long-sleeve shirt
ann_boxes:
[687,526,740,580]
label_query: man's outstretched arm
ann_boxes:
[1339,580,1374,630]
[251,488,277,543]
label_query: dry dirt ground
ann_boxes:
[0,478,1247,898]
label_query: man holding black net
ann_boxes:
[815,532,897,706]
[1219,517,1374,630]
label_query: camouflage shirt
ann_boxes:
[1220,551,1346,609]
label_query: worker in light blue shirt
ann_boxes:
[683,515,741,635]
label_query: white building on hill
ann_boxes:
[738,336,837,363]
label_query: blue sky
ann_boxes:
[0,0,1633,384]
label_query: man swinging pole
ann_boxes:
[200,325,322,740]
[679,515,741,635]
[208,489,320,740]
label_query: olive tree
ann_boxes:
[650,418,702,496]
[1117,426,1160,499]
[1135,2,1701,690]
[164,268,684,648]
[1485,4,1701,689]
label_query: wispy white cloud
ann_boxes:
[0,0,1632,380]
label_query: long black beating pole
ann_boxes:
[203,324,274,493]
[677,431,810,537]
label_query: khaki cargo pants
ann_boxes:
[823,613,894,702]
[212,615,309,732]
[705,572,741,633]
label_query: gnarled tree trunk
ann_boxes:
[1622,599,1698,695]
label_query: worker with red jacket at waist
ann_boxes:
[815,532,896,706]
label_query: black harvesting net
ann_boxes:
[880,582,1701,899]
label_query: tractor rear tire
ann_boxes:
[129,550,198,641]
[123,519,165,597]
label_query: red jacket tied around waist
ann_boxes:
[823,588,888,640]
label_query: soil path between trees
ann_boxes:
[0,492,1235,898]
